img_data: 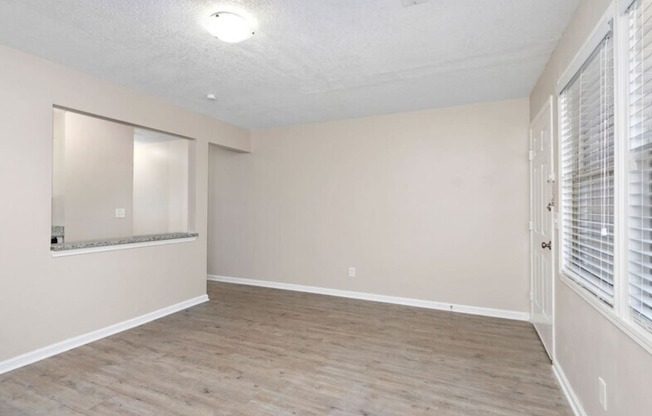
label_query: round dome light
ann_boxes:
[206,12,254,43]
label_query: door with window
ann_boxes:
[530,97,554,359]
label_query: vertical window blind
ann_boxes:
[628,0,652,329]
[560,30,615,304]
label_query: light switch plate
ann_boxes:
[115,208,126,218]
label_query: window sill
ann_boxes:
[51,233,198,257]
[560,273,652,356]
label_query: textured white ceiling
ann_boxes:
[0,0,579,129]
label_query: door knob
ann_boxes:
[541,241,552,250]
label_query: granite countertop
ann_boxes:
[51,232,198,251]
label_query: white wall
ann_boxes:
[166,140,190,232]
[530,0,652,414]
[208,98,530,314]
[0,44,250,363]
[133,134,189,235]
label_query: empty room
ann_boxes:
[0,0,651,415]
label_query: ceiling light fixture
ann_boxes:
[206,12,254,43]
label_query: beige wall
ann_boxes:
[530,0,652,415]
[51,109,66,226]
[208,98,530,313]
[64,112,134,241]
[0,44,250,363]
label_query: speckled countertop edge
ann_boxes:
[51,232,198,251]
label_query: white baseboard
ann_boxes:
[0,294,209,375]
[553,363,587,416]
[207,275,530,321]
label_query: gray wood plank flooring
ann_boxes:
[0,282,572,415]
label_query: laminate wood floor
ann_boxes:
[0,282,571,416]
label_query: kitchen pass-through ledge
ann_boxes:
[51,233,198,257]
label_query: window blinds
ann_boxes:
[628,0,652,329]
[560,31,615,304]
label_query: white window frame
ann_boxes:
[621,0,652,341]
[556,0,652,355]
[558,18,616,306]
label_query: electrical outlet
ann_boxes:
[598,377,607,411]
[115,208,126,219]
[348,267,356,277]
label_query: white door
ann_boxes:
[530,97,554,359]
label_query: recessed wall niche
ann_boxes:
[51,108,194,248]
